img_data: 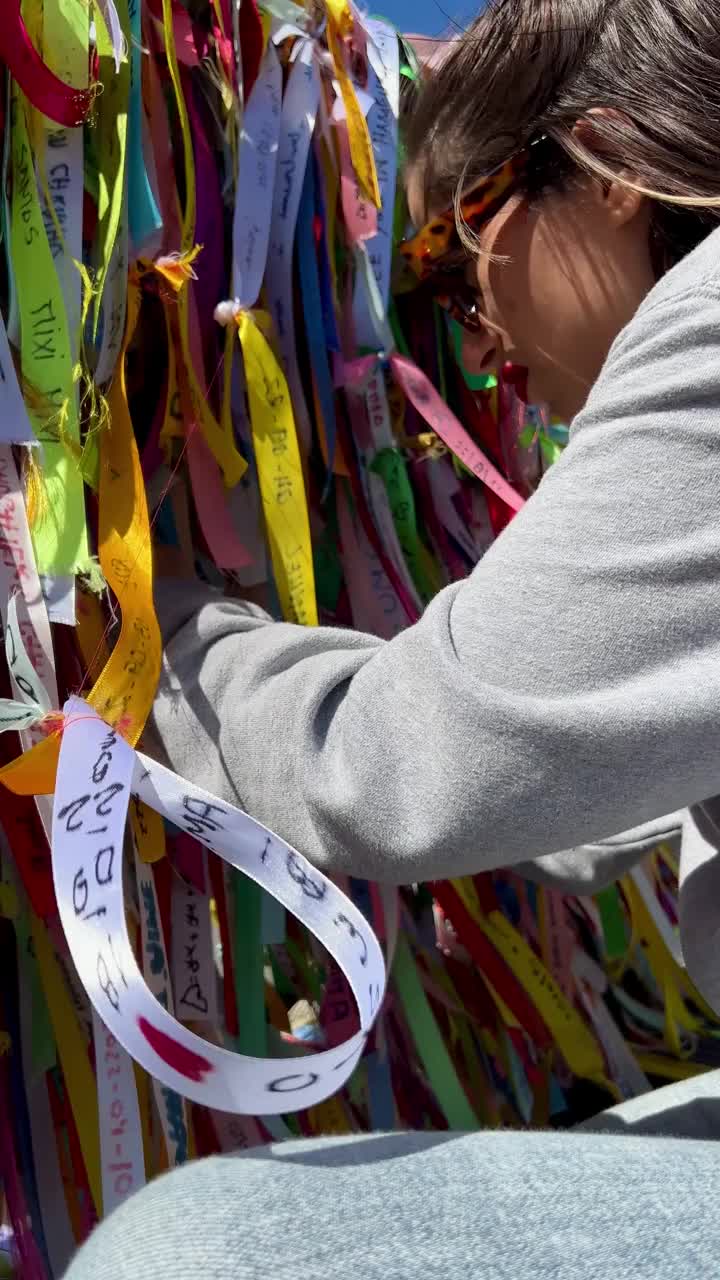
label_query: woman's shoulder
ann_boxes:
[592,223,720,392]
[640,223,720,317]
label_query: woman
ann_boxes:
[67,1,720,1275]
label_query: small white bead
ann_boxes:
[214,299,242,326]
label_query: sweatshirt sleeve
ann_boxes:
[151,284,720,885]
[517,813,683,896]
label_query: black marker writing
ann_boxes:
[334,913,368,967]
[180,796,227,840]
[266,1071,319,1093]
[286,851,327,901]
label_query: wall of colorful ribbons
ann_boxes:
[0,2,717,1275]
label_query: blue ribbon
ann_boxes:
[311,152,340,354]
[127,0,162,252]
[296,157,337,484]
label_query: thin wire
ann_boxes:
[427,0,477,37]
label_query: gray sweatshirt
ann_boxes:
[152,224,720,1010]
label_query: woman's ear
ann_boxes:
[572,113,647,229]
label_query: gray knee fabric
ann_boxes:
[65,1125,720,1278]
[580,1068,720,1139]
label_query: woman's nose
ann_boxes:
[461,326,497,376]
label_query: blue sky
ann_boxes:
[375,0,479,37]
[378,0,449,34]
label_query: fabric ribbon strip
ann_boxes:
[0,281,161,796]
[52,697,386,1113]
[1,0,95,127]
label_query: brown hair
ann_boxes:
[405,0,720,267]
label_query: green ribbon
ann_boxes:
[93,0,130,333]
[232,876,267,1056]
[596,885,628,961]
[14,900,56,1076]
[393,934,478,1130]
[450,317,497,391]
[371,447,439,604]
[313,499,344,613]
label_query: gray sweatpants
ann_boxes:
[65,1071,720,1279]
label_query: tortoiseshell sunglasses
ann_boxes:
[399,150,529,332]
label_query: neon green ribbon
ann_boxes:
[10,91,90,575]
[393,934,478,1129]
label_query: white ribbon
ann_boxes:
[232,43,282,309]
[0,591,54,734]
[171,873,218,1026]
[352,19,399,349]
[52,699,386,1113]
[92,1010,146,1215]
[265,39,319,452]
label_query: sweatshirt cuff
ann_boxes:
[518,812,684,895]
[154,578,270,644]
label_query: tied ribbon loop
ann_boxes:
[2,0,96,126]
[142,247,202,295]
[50,698,386,1114]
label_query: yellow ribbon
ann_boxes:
[325,0,380,208]
[31,912,102,1216]
[76,586,111,684]
[451,877,610,1086]
[623,874,703,1056]
[130,798,167,865]
[479,910,608,1084]
[92,282,162,733]
[237,310,318,626]
[452,876,607,1079]
[0,281,162,795]
[308,1094,352,1135]
[634,1053,710,1082]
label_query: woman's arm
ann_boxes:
[518,814,683,895]
[152,282,720,884]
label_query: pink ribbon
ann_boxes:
[390,354,525,513]
[3,1,94,127]
[344,352,525,514]
[338,121,377,246]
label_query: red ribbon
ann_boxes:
[432,881,553,1050]
[237,0,262,100]
[2,0,94,127]
[0,666,55,919]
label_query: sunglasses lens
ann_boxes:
[435,280,482,332]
